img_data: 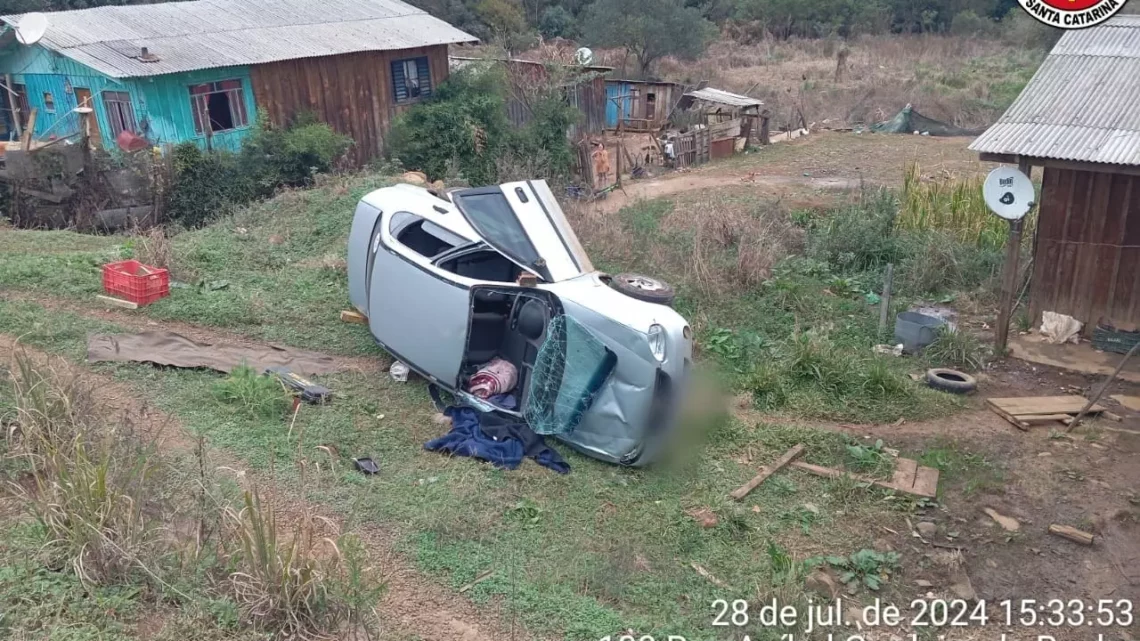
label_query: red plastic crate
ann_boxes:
[102,260,170,306]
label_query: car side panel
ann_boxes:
[367,239,469,386]
[347,200,383,315]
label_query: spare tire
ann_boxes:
[608,273,676,305]
[925,368,977,394]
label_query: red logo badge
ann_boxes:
[1018,0,1129,28]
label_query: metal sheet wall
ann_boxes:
[1030,166,1140,331]
[249,45,450,165]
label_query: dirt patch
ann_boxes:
[0,290,384,376]
[738,354,1140,609]
[584,132,995,216]
[0,334,525,641]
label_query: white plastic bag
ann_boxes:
[1040,311,1082,345]
[389,361,410,382]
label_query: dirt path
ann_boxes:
[589,170,862,215]
[0,335,526,641]
[0,291,385,375]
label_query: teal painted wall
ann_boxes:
[130,67,257,152]
[0,43,257,151]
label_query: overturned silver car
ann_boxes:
[346,180,691,466]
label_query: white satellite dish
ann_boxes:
[14,12,48,46]
[983,166,1035,221]
[574,47,593,66]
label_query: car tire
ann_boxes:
[608,273,676,305]
[925,368,977,394]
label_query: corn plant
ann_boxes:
[898,162,1035,250]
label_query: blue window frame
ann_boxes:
[391,57,431,104]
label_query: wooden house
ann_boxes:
[604,79,682,132]
[0,0,476,164]
[970,15,1140,334]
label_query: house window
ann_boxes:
[43,91,55,113]
[391,57,431,104]
[103,91,137,136]
[189,79,248,134]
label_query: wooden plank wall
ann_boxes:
[249,46,449,165]
[1030,166,1140,332]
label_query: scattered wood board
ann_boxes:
[1110,395,1140,412]
[340,310,367,325]
[1049,524,1094,545]
[96,294,139,310]
[987,396,1111,430]
[790,457,938,498]
[729,444,804,500]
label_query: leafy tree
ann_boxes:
[582,0,717,76]
[538,5,577,38]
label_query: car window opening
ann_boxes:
[390,212,464,259]
[437,248,523,283]
[453,191,551,281]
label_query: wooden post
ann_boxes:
[995,158,1031,355]
[5,74,22,140]
[759,109,770,145]
[879,263,894,335]
[615,114,622,189]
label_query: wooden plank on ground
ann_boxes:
[1020,414,1078,424]
[340,310,367,324]
[1049,524,1094,545]
[790,459,938,498]
[1110,394,1140,412]
[96,294,139,310]
[986,400,1031,430]
[988,396,1110,416]
[729,444,804,501]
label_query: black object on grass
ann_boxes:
[353,457,380,475]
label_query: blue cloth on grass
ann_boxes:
[424,395,569,474]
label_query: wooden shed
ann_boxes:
[604,79,682,131]
[970,15,1140,335]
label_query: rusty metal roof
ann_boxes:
[1,0,477,78]
[683,87,762,109]
[969,15,1140,166]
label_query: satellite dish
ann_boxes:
[14,12,48,46]
[574,47,593,66]
[983,166,1035,221]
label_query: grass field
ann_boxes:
[0,142,1013,639]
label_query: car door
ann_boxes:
[450,180,594,282]
[367,211,473,387]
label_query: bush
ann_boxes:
[389,66,578,185]
[165,117,351,228]
[539,5,578,38]
[808,189,902,272]
[212,365,292,419]
[896,230,1002,296]
[949,10,995,38]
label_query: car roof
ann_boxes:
[360,183,480,243]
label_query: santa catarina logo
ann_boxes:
[1018,0,1130,28]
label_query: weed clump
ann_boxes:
[924,326,988,371]
[213,365,292,419]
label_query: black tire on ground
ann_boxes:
[608,273,676,305]
[925,368,977,394]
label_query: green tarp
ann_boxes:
[871,104,984,137]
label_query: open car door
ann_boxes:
[450,180,594,283]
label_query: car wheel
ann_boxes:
[925,368,977,394]
[608,273,676,305]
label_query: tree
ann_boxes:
[538,5,577,38]
[582,0,717,77]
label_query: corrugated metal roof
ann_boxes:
[1,0,477,78]
[970,15,1140,166]
[683,87,762,108]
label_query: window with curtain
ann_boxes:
[102,91,137,136]
[391,57,431,104]
[189,79,248,134]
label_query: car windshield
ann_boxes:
[452,190,552,281]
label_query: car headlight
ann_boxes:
[648,324,666,362]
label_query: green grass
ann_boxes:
[918,440,1005,497]
[0,299,920,640]
[0,174,396,356]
